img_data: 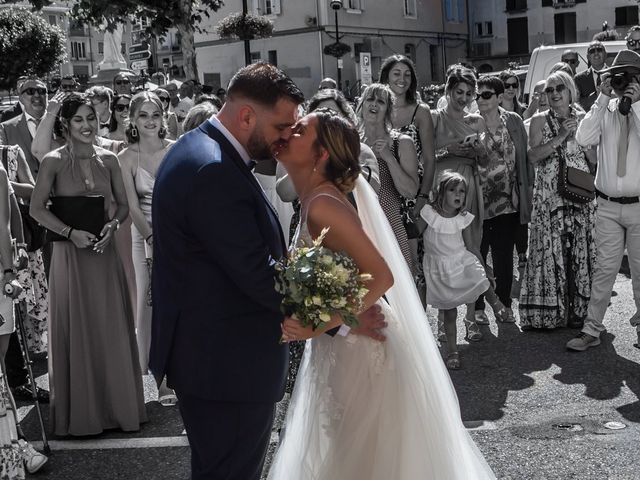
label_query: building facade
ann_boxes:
[468,0,639,72]
[195,0,470,98]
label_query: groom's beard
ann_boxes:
[247,129,275,161]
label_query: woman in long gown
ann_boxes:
[519,71,595,329]
[269,110,495,479]
[30,94,147,436]
[119,92,175,405]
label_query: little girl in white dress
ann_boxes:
[421,170,506,369]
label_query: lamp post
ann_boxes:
[330,0,343,91]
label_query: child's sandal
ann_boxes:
[446,352,461,370]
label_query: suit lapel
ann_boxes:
[202,121,287,256]
[15,116,38,176]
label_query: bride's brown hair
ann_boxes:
[312,109,361,193]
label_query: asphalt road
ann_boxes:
[19,272,640,479]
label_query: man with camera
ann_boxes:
[568,50,640,351]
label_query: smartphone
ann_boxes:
[461,133,478,145]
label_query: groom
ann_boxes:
[150,63,386,480]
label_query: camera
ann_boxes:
[610,72,631,91]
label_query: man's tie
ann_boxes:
[28,118,41,138]
[618,113,630,177]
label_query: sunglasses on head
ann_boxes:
[504,82,518,89]
[115,103,130,112]
[544,84,567,94]
[476,91,497,100]
[21,87,46,96]
[627,39,640,47]
[588,47,605,54]
[115,79,131,85]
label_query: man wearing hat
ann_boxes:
[568,49,640,351]
[575,41,607,112]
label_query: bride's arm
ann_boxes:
[282,195,394,341]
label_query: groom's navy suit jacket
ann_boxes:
[149,119,289,403]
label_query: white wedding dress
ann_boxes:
[268,177,496,480]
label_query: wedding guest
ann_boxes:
[568,50,640,351]
[499,70,525,117]
[575,41,607,112]
[86,86,113,137]
[318,77,337,91]
[523,80,549,126]
[113,73,133,95]
[550,62,575,77]
[30,94,147,435]
[561,49,580,76]
[164,82,180,110]
[60,75,79,93]
[626,25,640,55]
[379,55,436,292]
[106,94,132,143]
[475,75,533,324]
[0,161,48,475]
[520,71,596,330]
[432,67,487,249]
[153,88,179,139]
[119,92,176,404]
[182,103,219,133]
[357,83,419,270]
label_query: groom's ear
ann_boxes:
[237,104,257,131]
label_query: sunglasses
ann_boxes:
[588,47,605,54]
[476,91,497,100]
[115,79,131,85]
[21,87,46,96]
[627,39,640,47]
[114,103,130,112]
[157,96,170,102]
[504,82,519,89]
[544,84,567,94]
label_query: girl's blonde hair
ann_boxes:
[430,170,468,215]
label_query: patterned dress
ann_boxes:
[4,145,48,354]
[518,109,596,329]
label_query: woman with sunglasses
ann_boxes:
[30,94,147,436]
[119,92,176,406]
[519,71,596,331]
[153,88,179,140]
[113,74,133,95]
[498,70,525,117]
[106,94,132,143]
[474,75,533,325]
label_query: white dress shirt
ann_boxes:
[575,93,640,197]
[23,112,39,139]
[209,115,253,167]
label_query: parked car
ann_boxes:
[523,40,626,103]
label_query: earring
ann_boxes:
[158,127,166,138]
[131,125,138,138]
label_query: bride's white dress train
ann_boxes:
[268,178,496,479]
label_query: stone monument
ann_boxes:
[89,23,136,86]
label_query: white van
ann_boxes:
[523,40,626,103]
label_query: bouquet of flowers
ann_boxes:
[275,227,371,330]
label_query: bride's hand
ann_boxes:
[351,304,387,342]
[281,317,318,342]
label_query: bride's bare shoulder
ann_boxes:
[306,189,361,238]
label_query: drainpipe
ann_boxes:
[316,0,325,79]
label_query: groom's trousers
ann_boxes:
[177,391,275,480]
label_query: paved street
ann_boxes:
[18,272,640,479]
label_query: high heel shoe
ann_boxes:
[463,317,483,342]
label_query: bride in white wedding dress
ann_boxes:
[270,109,496,480]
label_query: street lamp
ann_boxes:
[330,0,343,91]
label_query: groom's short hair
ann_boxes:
[226,62,304,107]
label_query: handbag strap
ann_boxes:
[544,112,567,173]
[0,145,7,170]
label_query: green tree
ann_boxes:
[0,7,66,90]
[10,0,224,80]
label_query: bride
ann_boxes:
[269,109,496,479]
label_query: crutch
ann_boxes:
[14,299,50,454]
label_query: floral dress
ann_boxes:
[4,146,48,354]
[518,109,596,329]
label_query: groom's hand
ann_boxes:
[352,305,387,342]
